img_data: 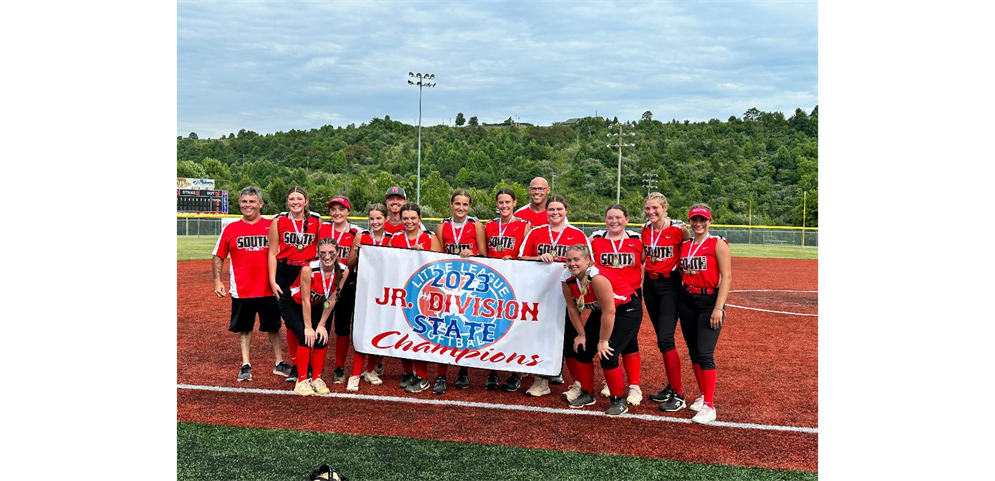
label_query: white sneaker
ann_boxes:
[562,381,582,402]
[526,377,551,397]
[311,377,330,395]
[689,395,705,412]
[346,375,360,392]
[362,371,383,385]
[599,382,610,397]
[626,385,642,406]
[294,379,315,397]
[691,404,716,424]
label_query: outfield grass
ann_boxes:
[179,236,818,261]
[178,422,816,481]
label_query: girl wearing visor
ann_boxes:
[319,196,361,384]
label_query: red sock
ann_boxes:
[294,346,311,382]
[577,361,595,393]
[414,360,427,378]
[622,352,641,386]
[286,330,299,363]
[369,355,381,369]
[437,364,449,377]
[335,336,350,368]
[402,359,413,374]
[604,366,624,396]
[662,349,682,396]
[702,369,716,407]
[565,357,580,384]
[310,347,327,380]
[693,363,703,393]
[351,352,366,377]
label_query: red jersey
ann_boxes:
[519,224,590,262]
[390,230,433,251]
[515,204,548,227]
[274,211,321,261]
[213,217,273,298]
[560,266,635,310]
[290,260,340,305]
[439,216,481,255]
[589,229,643,291]
[484,217,530,259]
[319,222,361,267]
[679,236,728,289]
[642,219,687,274]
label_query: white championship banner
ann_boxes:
[353,245,567,376]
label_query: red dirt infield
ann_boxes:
[178,257,818,472]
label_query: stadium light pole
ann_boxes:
[607,122,636,204]
[407,72,436,204]
[642,171,658,195]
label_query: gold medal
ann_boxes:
[296,244,304,252]
[323,301,330,310]
[612,258,621,268]
[495,245,504,253]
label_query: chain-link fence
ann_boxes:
[178,216,818,247]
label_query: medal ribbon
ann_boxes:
[320,266,335,301]
[372,230,387,246]
[649,217,668,252]
[333,223,348,246]
[687,234,711,271]
[547,224,567,253]
[289,213,306,245]
[450,218,468,251]
[405,231,419,249]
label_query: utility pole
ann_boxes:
[641,172,658,195]
[607,122,636,204]
[407,72,436,204]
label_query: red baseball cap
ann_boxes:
[327,196,351,210]
[688,207,712,220]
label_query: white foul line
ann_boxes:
[177,383,817,434]
[730,289,818,293]
[725,304,819,317]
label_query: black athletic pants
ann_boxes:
[643,274,682,354]
[677,290,721,370]
[575,297,643,370]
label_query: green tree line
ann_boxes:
[177,107,818,226]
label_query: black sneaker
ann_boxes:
[606,395,628,416]
[399,372,413,389]
[502,374,522,392]
[374,361,385,376]
[237,363,252,382]
[333,366,346,384]
[484,372,500,390]
[286,365,298,383]
[273,361,293,377]
[549,372,564,385]
[659,391,686,412]
[405,375,430,393]
[649,384,675,403]
[455,370,470,389]
[568,389,596,408]
[433,375,448,395]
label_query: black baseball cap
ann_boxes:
[385,186,407,199]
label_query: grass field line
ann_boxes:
[178,383,818,434]
[725,304,818,317]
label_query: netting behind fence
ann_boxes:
[177,216,818,247]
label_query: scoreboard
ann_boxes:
[177,189,228,214]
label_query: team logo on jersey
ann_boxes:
[235,235,269,251]
[283,232,315,246]
[644,245,674,259]
[444,243,475,255]
[536,243,569,258]
[681,256,708,272]
[337,245,351,259]
[386,259,537,351]
[488,236,515,251]
[599,252,636,267]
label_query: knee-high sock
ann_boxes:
[565,357,580,384]
[662,349,682,395]
[287,330,300,363]
[351,352,366,377]
[369,355,381,369]
[295,345,311,382]
[622,352,641,386]
[576,361,595,393]
[604,366,624,397]
[310,347,327,380]
[335,336,349,368]
[437,364,448,377]
[692,363,703,393]
[702,369,716,408]
[413,360,428,378]
[402,358,413,374]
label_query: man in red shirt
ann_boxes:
[515,177,551,226]
[213,186,293,382]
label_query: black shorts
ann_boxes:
[228,296,281,333]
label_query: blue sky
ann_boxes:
[178,0,817,138]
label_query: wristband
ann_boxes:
[599,339,609,343]
[714,307,725,313]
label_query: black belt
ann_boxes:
[277,258,309,267]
